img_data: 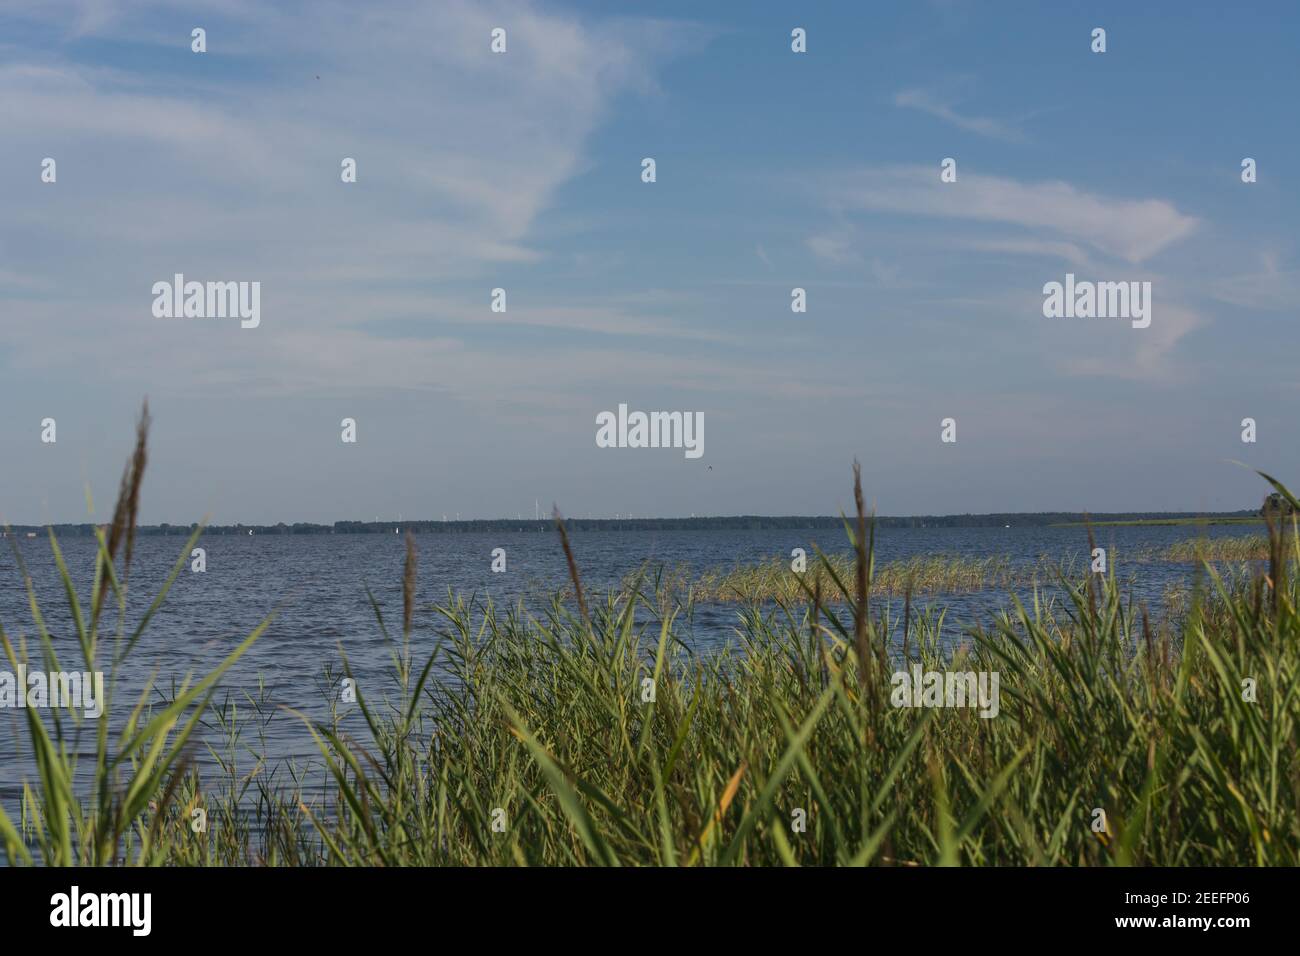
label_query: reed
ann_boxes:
[1,422,1297,867]
[1161,534,1272,563]
[0,401,272,866]
[630,552,1030,605]
[275,481,1298,865]
[296,501,1297,865]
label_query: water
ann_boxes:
[0,524,1257,799]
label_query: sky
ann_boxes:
[1,0,1298,524]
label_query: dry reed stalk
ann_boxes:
[852,461,870,684]
[403,531,416,635]
[554,506,590,631]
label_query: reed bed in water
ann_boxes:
[1160,534,1272,563]
[624,552,1037,605]
[1122,532,1295,564]
[1,414,1297,866]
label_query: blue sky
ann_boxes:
[1,0,1297,524]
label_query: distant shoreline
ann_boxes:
[1052,517,1264,528]
[0,511,1262,536]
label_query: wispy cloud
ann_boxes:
[0,0,693,403]
[893,88,1025,142]
[1210,261,1300,311]
[805,231,860,265]
[1062,301,1207,382]
[817,167,1208,378]
[954,237,1097,270]
[832,166,1198,264]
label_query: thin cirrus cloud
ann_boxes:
[0,0,697,405]
[892,88,1026,142]
[811,166,1207,381]
[832,165,1199,265]
[1062,300,1207,382]
[804,231,860,265]
[951,237,1097,270]
[1210,267,1300,312]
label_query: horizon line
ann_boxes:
[0,508,1265,534]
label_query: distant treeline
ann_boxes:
[1,511,1261,537]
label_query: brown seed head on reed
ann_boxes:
[553,505,590,631]
[852,460,870,680]
[107,399,150,577]
[403,530,417,636]
[1084,515,1099,620]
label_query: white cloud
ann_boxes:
[0,0,696,406]
[1210,267,1300,311]
[893,88,1024,142]
[805,231,859,265]
[834,166,1198,264]
[1061,301,1207,382]
[954,237,1096,269]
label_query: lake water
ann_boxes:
[0,524,1258,801]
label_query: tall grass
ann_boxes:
[2,420,1297,866]
[291,478,1298,865]
[0,403,272,865]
